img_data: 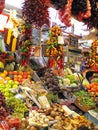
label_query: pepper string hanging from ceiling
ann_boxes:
[0,0,5,14]
[89,40,98,72]
[19,21,33,66]
[72,0,91,21]
[58,0,73,26]
[22,0,50,28]
[51,0,98,29]
[46,25,64,76]
[58,0,92,27]
[83,0,98,29]
[22,0,98,29]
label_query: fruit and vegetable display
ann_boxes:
[90,40,98,71]
[0,79,28,119]
[0,70,32,84]
[0,66,97,129]
[59,68,83,88]
[0,48,97,128]
[19,103,97,130]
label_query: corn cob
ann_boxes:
[11,37,17,52]
[6,29,12,45]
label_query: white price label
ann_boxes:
[75,64,80,72]
[58,36,64,44]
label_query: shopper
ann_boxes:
[82,70,94,87]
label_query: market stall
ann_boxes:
[0,0,98,129]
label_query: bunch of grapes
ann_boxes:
[6,97,28,119]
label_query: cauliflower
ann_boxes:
[62,78,70,86]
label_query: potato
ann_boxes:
[50,111,56,117]
[30,126,37,130]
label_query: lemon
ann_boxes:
[0,62,4,69]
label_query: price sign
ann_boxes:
[69,35,78,48]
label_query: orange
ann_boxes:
[27,71,31,75]
[8,71,13,75]
[18,71,23,75]
[0,73,6,78]
[13,71,18,75]
[14,77,18,81]
[14,75,18,78]
[18,75,22,79]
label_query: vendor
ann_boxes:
[82,70,94,86]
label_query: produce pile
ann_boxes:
[0,67,97,129]
[59,68,83,88]
[20,103,97,130]
[40,69,60,94]
[0,79,28,119]
[0,91,9,121]
[74,90,96,110]
[85,82,98,103]
[0,70,32,84]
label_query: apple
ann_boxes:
[0,84,5,88]
[5,84,12,89]
[12,84,18,89]
[7,80,14,86]
[14,81,19,85]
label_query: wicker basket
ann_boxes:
[74,98,94,112]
